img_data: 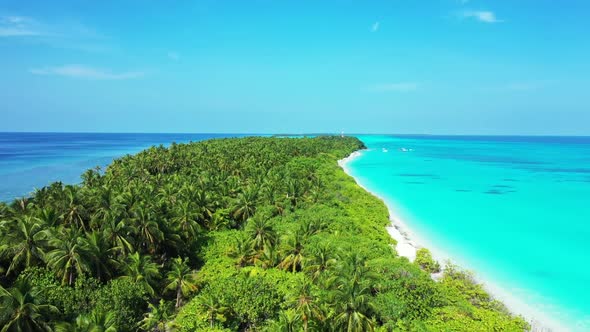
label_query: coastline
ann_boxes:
[338,150,421,262]
[338,149,566,332]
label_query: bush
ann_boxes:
[92,279,148,331]
[415,248,441,274]
[18,267,100,321]
[175,273,282,331]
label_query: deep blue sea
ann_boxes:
[0,133,243,202]
[346,135,590,331]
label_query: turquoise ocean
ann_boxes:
[345,135,590,331]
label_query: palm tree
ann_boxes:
[171,200,201,241]
[91,186,121,229]
[80,167,102,188]
[119,252,160,296]
[279,231,306,272]
[330,253,377,332]
[83,231,118,282]
[336,253,378,286]
[331,279,375,332]
[45,229,91,285]
[36,181,66,206]
[299,219,326,238]
[0,202,12,220]
[165,257,198,308]
[139,300,173,332]
[286,179,304,209]
[219,175,240,198]
[288,282,323,332]
[54,310,117,332]
[253,244,279,269]
[0,215,48,275]
[208,208,231,231]
[266,309,299,332]
[306,178,324,204]
[156,183,179,211]
[35,207,62,228]
[191,189,214,223]
[11,198,32,215]
[0,279,58,332]
[232,188,258,223]
[304,243,337,282]
[102,212,134,255]
[228,234,256,267]
[116,191,140,218]
[131,205,163,254]
[159,222,184,258]
[261,177,279,206]
[62,186,89,231]
[246,217,277,251]
[197,292,227,329]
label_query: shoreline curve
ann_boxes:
[338,149,566,332]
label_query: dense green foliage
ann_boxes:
[414,249,441,274]
[0,136,528,331]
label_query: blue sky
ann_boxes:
[1,0,589,134]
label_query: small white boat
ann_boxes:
[382,148,388,153]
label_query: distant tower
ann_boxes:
[340,129,344,138]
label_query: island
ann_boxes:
[0,136,527,331]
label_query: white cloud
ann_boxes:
[29,65,144,80]
[461,10,502,23]
[371,21,380,32]
[0,15,42,37]
[1,14,108,53]
[167,52,180,61]
[369,82,419,92]
[5,16,28,24]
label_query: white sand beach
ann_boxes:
[338,150,420,261]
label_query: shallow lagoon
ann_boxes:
[346,135,590,331]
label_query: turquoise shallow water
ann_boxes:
[346,135,590,331]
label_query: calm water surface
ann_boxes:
[0,133,243,201]
[347,135,590,331]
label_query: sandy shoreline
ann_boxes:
[338,151,421,262]
[338,149,566,332]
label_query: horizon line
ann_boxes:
[1,131,590,138]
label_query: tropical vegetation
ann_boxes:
[0,136,528,331]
